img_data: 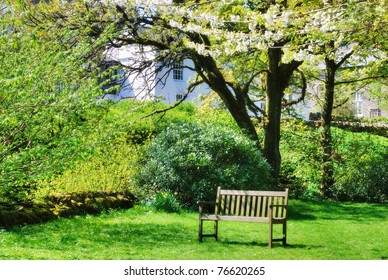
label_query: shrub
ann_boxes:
[332,130,388,203]
[135,122,274,208]
[281,121,388,203]
[110,101,196,145]
[280,120,322,199]
[151,192,182,213]
[34,143,139,198]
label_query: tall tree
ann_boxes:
[301,0,388,197]
[21,0,315,181]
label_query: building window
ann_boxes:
[113,68,125,80]
[176,94,184,101]
[100,61,125,95]
[259,101,265,111]
[173,60,184,80]
[354,93,363,116]
[370,109,381,118]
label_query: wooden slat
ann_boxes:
[261,196,267,217]
[230,195,236,215]
[246,195,251,216]
[270,197,275,217]
[240,195,246,216]
[255,196,262,217]
[251,196,257,217]
[200,213,287,223]
[273,197,279,217]
[220,189,288,197]
[278,197,285,218]
[214,187,221,214]
[235,195,241,216]
[200,214,270,223]
[220,195,225,215]
[224,195,230,215]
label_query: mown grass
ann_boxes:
[0,200,387,260]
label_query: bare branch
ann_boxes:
[333,97,350,109]
[246,97,266,118]
[283,69,307,107]
[141,78,204,119]
[334,50,355,71]
[241,69,269,96]
[335,74,388,85]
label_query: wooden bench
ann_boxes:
[198,187,289,248]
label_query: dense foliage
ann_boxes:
[333,130,388,203]
[0,7,102,203]
[31,101,197,199]
[136,122,275,208]
[281,121,388,203]
[1,1,387,218]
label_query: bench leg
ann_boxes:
[198,219,203,242]
[214,220,218,241]
[269,219,273,248]
[282,221,287,246]
[198,219,219,242]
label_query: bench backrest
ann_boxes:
[215,187,289,219]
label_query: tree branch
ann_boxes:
[335,74,388,85]
[333,97,350,109]
[334,50,355,71]
[241,69,269,96]
[283,69,307,107]
[141,78,204,119]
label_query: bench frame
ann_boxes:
[198,187,289,248]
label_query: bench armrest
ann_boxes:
[198,201,216,215]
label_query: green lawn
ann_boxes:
[0,200,387,260]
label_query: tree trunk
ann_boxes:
[193,54,260,145]
[263,48,283,180]
[320,49,336,198]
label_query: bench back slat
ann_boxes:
[215,187,288,218]
[219,189,288,197]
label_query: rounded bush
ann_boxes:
[135,122,274,208]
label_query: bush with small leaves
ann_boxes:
[135,122,275,208]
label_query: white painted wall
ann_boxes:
[103,46,211,103]
[104,46,387,121]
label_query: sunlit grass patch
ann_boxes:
[0,201,387,260]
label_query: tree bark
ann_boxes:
[263,48,302,181]
[320,45,336,198]
[263,48,283,179]
[192,54,260,144]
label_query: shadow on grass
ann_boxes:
[216,240,268,247]
[281,243,322,250]
[216,239,322,250]
[288,200,388,221]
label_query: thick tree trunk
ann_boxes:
[193,54,260,145]
[193,45,300,182]
[320,52,336,198]
[263,48,283,179]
